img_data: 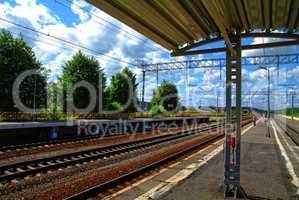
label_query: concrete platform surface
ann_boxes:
[107,120,299,200]
[159,121,299,200]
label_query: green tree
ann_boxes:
[61,51,106,112]
[150,80,179,113]
[107,67,137,113]
[0,30,47,111]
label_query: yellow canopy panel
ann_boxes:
[88,0,298,50]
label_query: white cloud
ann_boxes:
[243,37,297,57]
[0,0,170,80]
[288,66,299,78]
[4,0,58,28]
[1,0,297,109]
[71,0,90,21]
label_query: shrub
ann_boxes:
[150,104,165,114]
[109,101,123,111]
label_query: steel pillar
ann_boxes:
[216,90,219,112]
[156,65,159,87]
[291,92,294,120]
[142,70,145,112]
[267,68,271,137]
[223,34,244,198]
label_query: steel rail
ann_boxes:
[274,117,299,146]
[65,134,222,200]
[64,119,252,200]
[0,122,227,182]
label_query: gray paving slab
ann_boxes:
[108,122,299,200]
[160,122,293,200]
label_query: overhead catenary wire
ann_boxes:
[8,32,130,76]
[55,0,168,53]
[19,32,137,70]
[7,30,143,84]
[0,17,139,67]
[0,28,140,86]
[63,0,146,42]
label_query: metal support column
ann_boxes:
[185,62,189,106]
[216,90,219,113]
[32,73,37,121]
[267,68,271,137]
[291,92,294,120]
[156,64,159,87]
[223,34,244,198]
[276,56,280,80]
[142,70,145,112]
[98,69,103,113]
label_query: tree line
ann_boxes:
[0,30,179,114]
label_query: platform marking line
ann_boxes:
[271,120,299,194]
[272,120,299,163]
[102,137,215,200]
[102,123,255,200]
[133,123,255,200]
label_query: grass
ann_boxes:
[284,108,299,118]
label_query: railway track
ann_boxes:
[274,116,299,146]
[64,119,252,200]
[0,123,225,182]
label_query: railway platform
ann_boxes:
[107,120,299,200]
[0,116,209,130]
[0,116,210,146]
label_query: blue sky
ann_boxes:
[0,0,298,109]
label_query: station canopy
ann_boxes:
[89,0,299,56]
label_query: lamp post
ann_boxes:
[257,66,270,137]
[32,72,37,121]
[216,90,219,113]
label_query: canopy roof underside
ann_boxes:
[89,0,298,51]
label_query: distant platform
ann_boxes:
[282,115,299,121]
[0,116,210,130]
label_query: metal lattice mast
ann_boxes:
[141,70,145,112]
[223,34,243,197]
[142,54,299,72]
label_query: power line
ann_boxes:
[10,30,136,69]
[5,30,141,82]
[55,0,167,53]
[0,17,139,66]
[63,0,146,41]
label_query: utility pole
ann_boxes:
[98,69,103,113]
[216,90,219,113]
[289,89,295,120]
[142,70,145,112]
[292,93,294,120]
[249,94,252,114]
[267,67,271,137]
[199,98,202,108]
[156,65,159,87]
[33,72,37,121]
